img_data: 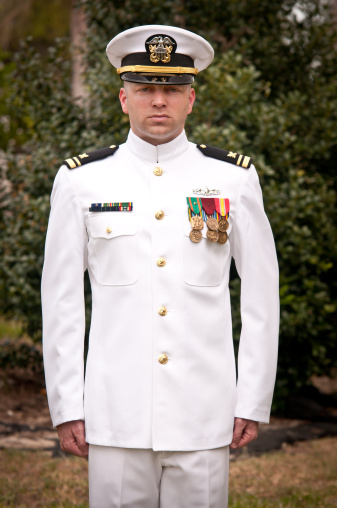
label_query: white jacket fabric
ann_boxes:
[42,129,279,451]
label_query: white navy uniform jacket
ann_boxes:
[42,129,279,451]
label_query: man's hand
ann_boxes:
[57,420,89,458]
[230,417,259,449]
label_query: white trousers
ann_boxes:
[89,445,229,508]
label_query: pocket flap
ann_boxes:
[89,213,138,239]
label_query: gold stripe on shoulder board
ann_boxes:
[242,156,251,168]
[65,158,76,169]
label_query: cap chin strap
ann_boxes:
[117,65,198,75]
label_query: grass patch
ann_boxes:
[0,449,88,507]
[0,437,336,506]
[229,437,337,507]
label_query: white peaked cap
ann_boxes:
[106,25,214,85]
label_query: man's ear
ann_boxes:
[187,87,196,115]
[119,88,128,114]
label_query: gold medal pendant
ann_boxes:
[218,218,229,232]
[190,215,204,230]
[189,229,203,243]
[206,215,219,242]
[206,217,219,231]
[217,231,228,244]
[206,229,219,242]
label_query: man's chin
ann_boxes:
[131,122,183,144]
[141,127,177,144]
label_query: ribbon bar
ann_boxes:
[90,202,133,212]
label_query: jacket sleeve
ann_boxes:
[231,164,279,423]
[41,166,88,427]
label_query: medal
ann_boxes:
[206,229,219,242]
[201,197,222,241]
[218,219,229,232]
[186,196,230,246]
[217,231,228,244]
[190,215,204,230]
[189,229,202,243]
[206,217,218,231]
[187,197,204,243]
[215,198,230,232]
[201,197,219,240]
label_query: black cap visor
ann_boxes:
[120,72,195,85]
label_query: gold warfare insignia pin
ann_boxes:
[145,34,176,63]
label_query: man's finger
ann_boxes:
[230,418,245,449]
[60,438,85,457]
[76,435,89,457]
[230,418,258,449]
[57,420,88,458]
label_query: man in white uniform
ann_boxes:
[42,25,279,507]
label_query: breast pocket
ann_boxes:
[182,219,229,287]
[88,213,138,286]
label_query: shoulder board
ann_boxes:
[63,145,119,170]
[197,144,252,169]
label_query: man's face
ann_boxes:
[119,82,196,145]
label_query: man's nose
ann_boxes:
[151,89,167,106]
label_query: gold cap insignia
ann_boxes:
[146,35,176,63]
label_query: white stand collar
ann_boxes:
[126,129,189,163]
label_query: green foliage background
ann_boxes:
[1,0,336,406]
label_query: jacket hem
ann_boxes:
[85,432,233,452]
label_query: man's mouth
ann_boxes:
[149,115,169,121]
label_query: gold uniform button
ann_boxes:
[155,210,165,220]
[200,144,206,148]
[158,306,167,316]
[106,227,112,234]
[153,166,163,176]
[156,257,166,267]
[158,354,168,365]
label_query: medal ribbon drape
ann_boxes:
[187,197,202,216]
[214,198,221,215]
[214,198,230,218]
[200,197,215,216]
[224,198,230,217]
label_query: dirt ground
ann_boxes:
[0,368,55,452]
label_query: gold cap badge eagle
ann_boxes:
[146,36,175,63]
